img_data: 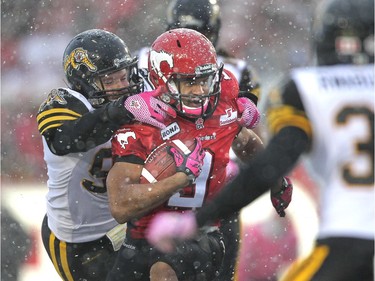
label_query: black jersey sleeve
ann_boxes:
[195,77,312,227]
[196,126,309,227]
[37,88,132,155]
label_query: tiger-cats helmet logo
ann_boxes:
[64,48,97,75]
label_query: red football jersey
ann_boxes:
[112,69,242,238]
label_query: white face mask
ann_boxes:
[181,98,209,116]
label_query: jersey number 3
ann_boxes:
[337,106,374,186]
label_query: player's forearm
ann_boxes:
[49,106,124,155]
[109,172,190,223]
[196,126,309,227]
[232,128,264,162]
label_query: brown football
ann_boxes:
[140,139,196,183]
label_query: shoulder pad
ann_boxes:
[220,69,240,100]
[36,88,90,135]
[38,88,90,114]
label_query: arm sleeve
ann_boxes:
[39,90,133,155]
[195,126,309,227]
[49,106,121,155]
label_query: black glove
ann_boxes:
[99,96,134,124]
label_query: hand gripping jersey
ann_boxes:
[112,69,242,239]
[37,88,118,243]
[291,64,374,240]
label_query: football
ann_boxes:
[140,139,196,183]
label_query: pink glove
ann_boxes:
[271,176,293,217]
[236,97,260,129]
[146,212,198,253]
[168,137,205,183]
[124,87,176,129]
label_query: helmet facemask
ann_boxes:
[160,63,223,119]
[88,62,144,107]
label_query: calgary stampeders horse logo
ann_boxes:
[64,47,97,75]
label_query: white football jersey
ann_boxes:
[291,64,374,239]
[41,71,154,243]
[42,88,117,243]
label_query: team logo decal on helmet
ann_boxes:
[63,47,97,76]
[148,28,222,119]
[149,50,174,86]
[62,29,144,107]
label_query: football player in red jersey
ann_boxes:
[105,28,263,281]
[134,2,266,278]
[158,2,263,279]
[147,0,374,280]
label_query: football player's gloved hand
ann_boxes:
[236,97,260,129]
[271,176,293,217]
[100,96,134,124]
[124,87,176,129]
[146,211,198,253]
[168,137,205,183]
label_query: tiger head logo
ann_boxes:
[63,47,97,76]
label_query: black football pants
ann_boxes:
[41,214,118,281]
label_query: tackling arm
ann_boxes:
[238,64,261,105]
[40,89,176,155]
[196,126,310,227]
[47,100,131,155]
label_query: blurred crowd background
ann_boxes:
[1,0,317,184]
